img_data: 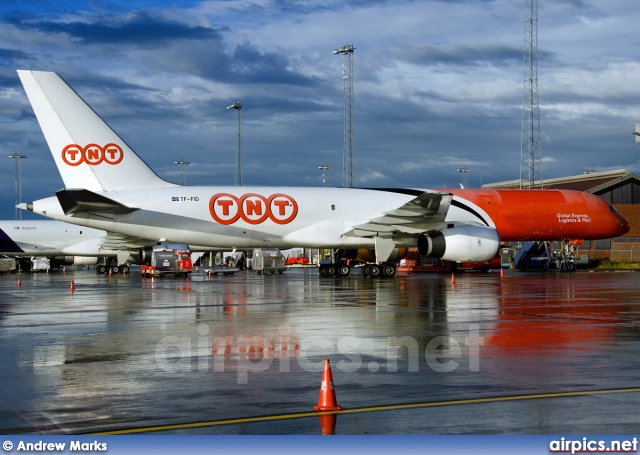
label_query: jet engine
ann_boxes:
[52,256,99,266]
[419,226,500,262]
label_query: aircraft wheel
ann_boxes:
[110,265,120,274]
[121,265,130,274]
[324,265,336,277]
[362,264,370,277]
[382,264,396,278]
[96,265,106,274]
[567,262,576,272]
[337,264,350,277]
[368,264,381,278]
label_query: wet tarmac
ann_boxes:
[1,267,639,435]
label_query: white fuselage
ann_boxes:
[0,220,109,257]
[30,187,438,250]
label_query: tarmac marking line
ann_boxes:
[93,386,640,435]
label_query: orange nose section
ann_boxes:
[615,213,631,237]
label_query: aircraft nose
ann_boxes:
[616,212,631,236]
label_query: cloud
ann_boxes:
[5,10,222,47]
[1,0,640,220]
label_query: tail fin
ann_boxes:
[18,70,174,191]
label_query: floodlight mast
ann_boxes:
[520,0,542,189]
[457,167,470,188]
[319,164,331,187]
[174,160,190,185]
[333,44,356,188]
[8,151,27,220]
[227,101,243,186]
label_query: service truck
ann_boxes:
[141,244,192,277]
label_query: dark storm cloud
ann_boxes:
[0,48,31,66]
[393,42,554,68]
[4,10,223,47]
[157,40,323,87]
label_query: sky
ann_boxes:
[1,0,640,220]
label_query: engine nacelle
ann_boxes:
[422,226,500,262]
[71,256,99,266]
[138,247,153,265]
[51,256,99,266]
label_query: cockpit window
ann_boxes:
[609,205,619,214]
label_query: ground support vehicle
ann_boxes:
[141,244,192,277]
[253,248,286,275]
[0,257,17,274]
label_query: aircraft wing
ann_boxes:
[345,190,453,237]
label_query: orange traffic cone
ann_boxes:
[450,273,455,285]
[500,267,504,278]
[17,278,21,287]
[69,280,75,291]
[318,413,337,435]
[314,359,342,411]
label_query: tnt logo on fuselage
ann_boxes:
[61,143,124,166]
[209,193,298,225]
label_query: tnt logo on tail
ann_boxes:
[62,143,124,166]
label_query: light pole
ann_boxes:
[174,160,190,185]
[319,165,331,187]
[8,151,27,220]
[457,167,470,189]
[227,101,243,186]
[333,44,355,188]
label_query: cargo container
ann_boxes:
[252,248,286,274]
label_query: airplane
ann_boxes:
[16,70,630,278]
[0,219,210,273]
[0,219,152,273]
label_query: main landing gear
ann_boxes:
[360,263,396,278]
[96,258,130,275]
[318,262,351,277]
[317,249,397,278]
[318,261,396,278]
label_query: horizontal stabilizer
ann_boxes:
[56,189,138,215]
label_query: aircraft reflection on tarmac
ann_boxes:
[142,270,632,382]
[3,269,639,435]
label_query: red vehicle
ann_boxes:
[397,247,501,274]
[141,243,192,277]
[285,253,309,265]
